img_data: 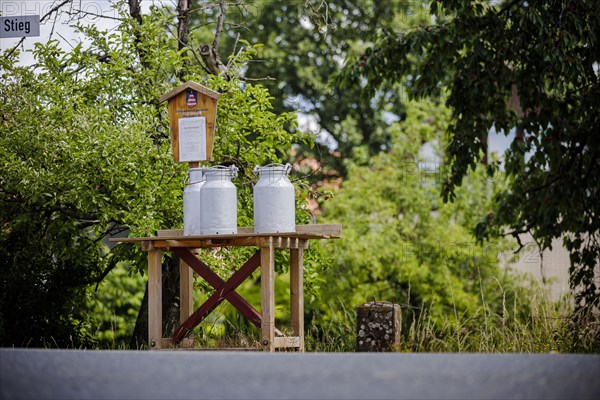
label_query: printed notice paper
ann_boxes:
[178,117,207,161]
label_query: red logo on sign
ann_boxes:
[186,90,197,107]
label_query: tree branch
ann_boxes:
[200,44,228,78]
[92,223,129,244]
[6,0,73,58]
[166,26,211,75]
[126,0,152,72]
[93,258,118,291]
[227,33,241,69]
[512,232,525,254]
[66,9,125,22]
[128,0,143,25]
[212,0,226,52]
[504,223,536,254]
[176,0,191,79]
[240,76,276,82]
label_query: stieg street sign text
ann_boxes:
[0,15,40,38]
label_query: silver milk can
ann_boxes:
[183,167,205,236]
[253,163,295,233]
[199,165,238,235]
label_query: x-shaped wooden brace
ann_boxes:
[171,248,264,343]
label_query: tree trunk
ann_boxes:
[130,255,182,348]
[127,0,191,350]
[177,0,191,79]
[162,255,182,337]
[130,280,148,349]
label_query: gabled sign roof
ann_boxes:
[159,81,221,103]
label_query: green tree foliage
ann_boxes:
[343,0,600,311]
[0,3,313,347]
[189,0,432,180]
[86,262,145,348]
[320,100,522,328]
[0,17,180,345]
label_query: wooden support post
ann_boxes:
[170,251,262,342]
[148,249,163,349]
[290,246,305,352]
[260,237,275,352]
[179,258,194,325]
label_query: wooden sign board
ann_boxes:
[159,81,221,164]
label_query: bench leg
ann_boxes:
[179,258,194,325]
[291,247,305,352]
[261,237,275,352]
[148,249,162,349]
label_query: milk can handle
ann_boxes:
[205,165,238,178]
[253,163,292,175]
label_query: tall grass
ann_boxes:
[83,274,599,353]
[398,297,600,353]
[305,302,356,352]
[121,289,600,352]
[303,290,600,353]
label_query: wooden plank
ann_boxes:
[168,98,180,162]
[164,240,205,248]
[274,237,290,249]
[234,225,341,236]
[179,258,194,325]
[109,224,342,245]
[260,237,275,352]
[159,337,195,349]
[290,248,305,352]
[274,336,301,349]
[272,238,309,249]
[296,224,342,237]
[172,248,285,337]
[141,240,155,252]
[207,237,260,247]
[171,250,263,342]
[157,229,183,237]
[113,233,325,244]
[148,249,163,349]
[151,238,260,249]
[152,240,202,249]
[159,227,263,236]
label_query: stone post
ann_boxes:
[356,302,401,352]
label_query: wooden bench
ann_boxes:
[110,224,341,351]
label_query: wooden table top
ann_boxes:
[109,224,341,249]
